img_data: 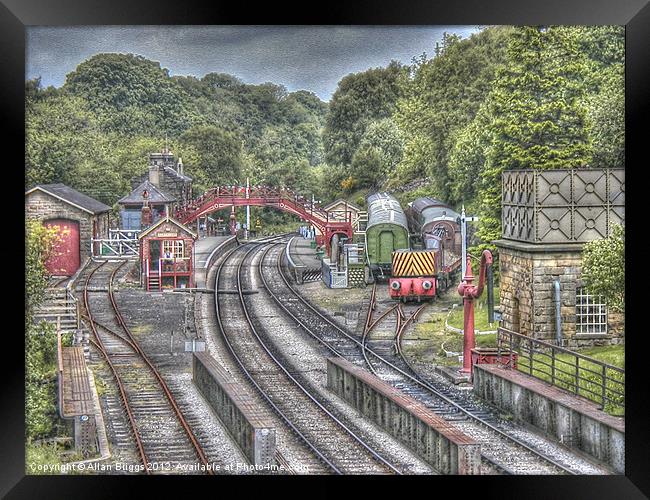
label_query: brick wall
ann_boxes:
[26,190,109,261]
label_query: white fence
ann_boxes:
[92,229,141,257]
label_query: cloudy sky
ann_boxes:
[26,26,480,101]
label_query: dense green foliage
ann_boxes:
[582,224,625,312]
[323,61,407,191]
[26,54,330,215]
[26,26,624,242]
[25,221,58,441]
[474,26,592,244]
[25,220,57,317]
[394,29,514,199]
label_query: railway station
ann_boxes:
[27,150,625,476]
[23,24,631,481]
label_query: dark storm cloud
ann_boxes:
[26,26,480,100]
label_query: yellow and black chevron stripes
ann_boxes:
[391,250,436,277]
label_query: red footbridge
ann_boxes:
[175,185,353,253]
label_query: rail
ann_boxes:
[272,249,579,474]
[204,236,237,269]
[496,328,624,413]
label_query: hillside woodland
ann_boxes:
[26,25,624,247]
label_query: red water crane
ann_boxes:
[457,249,493,375]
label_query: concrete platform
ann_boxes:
[193,236,237,288]
[473,363,624,473]
[287,236,321,269]
[59,345,110,459]
[327,357,480,474]
[193,352,276,466]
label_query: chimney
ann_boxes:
[149,164,160,187]
[177,157,183,176]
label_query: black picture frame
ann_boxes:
[4,1,649,498]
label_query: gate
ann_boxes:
[92,229,140,258]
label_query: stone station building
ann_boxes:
[120,148,192,230]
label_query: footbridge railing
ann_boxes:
[175,186,350,233]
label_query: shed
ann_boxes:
[25,184,111,275]
[138,216,197,291]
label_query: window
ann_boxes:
[576,287,608,334]
[162,240,184,258]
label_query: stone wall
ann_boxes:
[473,364,624,473]
[496,239,623,347]
[26,190,109,262]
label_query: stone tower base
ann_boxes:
[494,239,623,349]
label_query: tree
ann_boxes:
[179,125,244,190]
[476,26,592,244]
[63,53,201,136]
[358,118,404,175]
[581,224,625,312]
[324,61,406,167]
[25,93,98,188]
[349,145,384,190]
[25,220,58,317]
[447,107,492,206]
[585,65,625,168]
[394,27,513,195]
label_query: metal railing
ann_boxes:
[33,288,80,331]
[496,328,624,413]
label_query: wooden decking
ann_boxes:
[61,346,94,417]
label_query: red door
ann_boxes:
[43,219,80,276]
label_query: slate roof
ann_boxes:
[26,183,111,215]
[118,180,176,204]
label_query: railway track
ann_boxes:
[262,244,611,475]
[81,260,213,475]
[214,239,401,475]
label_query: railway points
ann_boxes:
[264,244,614,474]
[28,158,624,476]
